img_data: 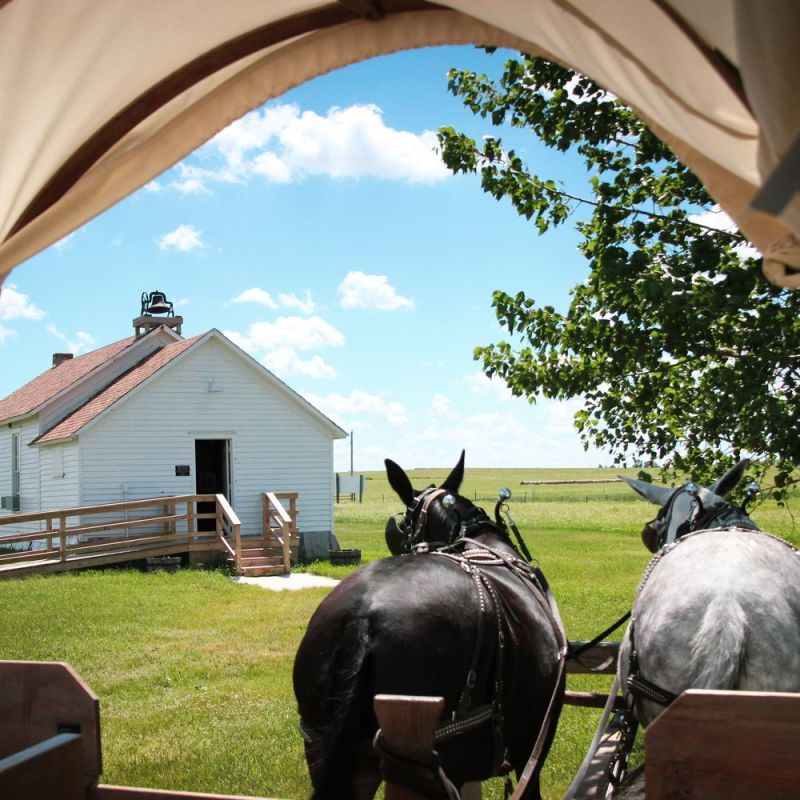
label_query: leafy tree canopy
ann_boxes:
[438,53,800,503]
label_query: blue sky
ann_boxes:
[0,45,608,472]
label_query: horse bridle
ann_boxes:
[396,488,506,552]
[395,487,447,547]
[642,481,758,552]
[640,482,699,550]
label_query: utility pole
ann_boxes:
[350,430,354,475]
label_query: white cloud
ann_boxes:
[187,103,449,191]
[252,151,293,183]
[354,400,599,472]
[262,347,335,379]
[143,180,162,193]
[47,324,95,355]
[224,315,344,352]
[0,324,16,345]
[228,288,315,313]
[463,372,514,401]
[157,224,204,252]
[305,389,408,427]
[689,205,761,260]
[169,177,211,196]
[278,290,315,314]
[338,270,413,311]
[431,393,456,419]
[230,288,278,308]
[0,285,45,321]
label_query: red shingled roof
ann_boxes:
[34,335,202,443]
[0,336,135,422]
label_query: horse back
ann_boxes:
[620,529,800,724]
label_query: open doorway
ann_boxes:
[195,439,232,532]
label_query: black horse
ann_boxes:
[293,452,566,799]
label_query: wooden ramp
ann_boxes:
[0,492,299,580]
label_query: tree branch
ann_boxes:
[466,144,746,241]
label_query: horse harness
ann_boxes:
[609,486,776,786]
[640,481,760,553]
[395,486,506,551]
[609,492,797,786]
[376,491,568,799]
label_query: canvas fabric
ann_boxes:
[0,0,798,285]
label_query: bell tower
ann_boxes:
[133,290,183,338]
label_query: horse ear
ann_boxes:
[619,475,673,506]
[709,459,749,497]
[441,450,466,493]
[385,459,415,506]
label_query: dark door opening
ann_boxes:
[195,439,231,532]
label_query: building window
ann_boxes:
[11,432,20,496]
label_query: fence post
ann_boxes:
[281,519,291,572]
[234,521,242,574]
[187,498,195,539]
[59,513,67,561]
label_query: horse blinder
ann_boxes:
[640,523,659,554]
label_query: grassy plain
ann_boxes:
[0,466,796,799]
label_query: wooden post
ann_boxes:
[45,516,53,553]
[233,521,242,575]
[59,514,67,562]
[262,493,269,547]
[646,689,800,800]
[288,494,297,536]
[186,499,195,539]
[281,519,290,572]
[373,695,445,800]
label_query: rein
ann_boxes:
[387,489,567,799]
[433,537,569,800]
[606,495,767,787]
[626,518,764,710]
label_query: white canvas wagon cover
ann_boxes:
[1,1,798,286]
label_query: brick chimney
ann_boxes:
[52,353,73,368]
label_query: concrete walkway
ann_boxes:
[232,572,339,591]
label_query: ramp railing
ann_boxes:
[262,491,298,572]
[0,494,238,577]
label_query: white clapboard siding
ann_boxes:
[0,419,46,536]
[39,442,80,513]
[78,337,336,535]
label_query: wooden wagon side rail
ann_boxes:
[0,660,279,800]
[262,491,297,572]
[0,494,238,577]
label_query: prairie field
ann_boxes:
[1,466,797,799]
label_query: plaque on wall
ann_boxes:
[175,465,190,476]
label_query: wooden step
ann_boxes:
[241,555,283,568]
[239,564,287,577]
[229,545,288,576]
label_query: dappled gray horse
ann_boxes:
[618,460,800,727]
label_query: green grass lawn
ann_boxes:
[1,467,797,799]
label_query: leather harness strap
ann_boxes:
[437,540,569,800]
